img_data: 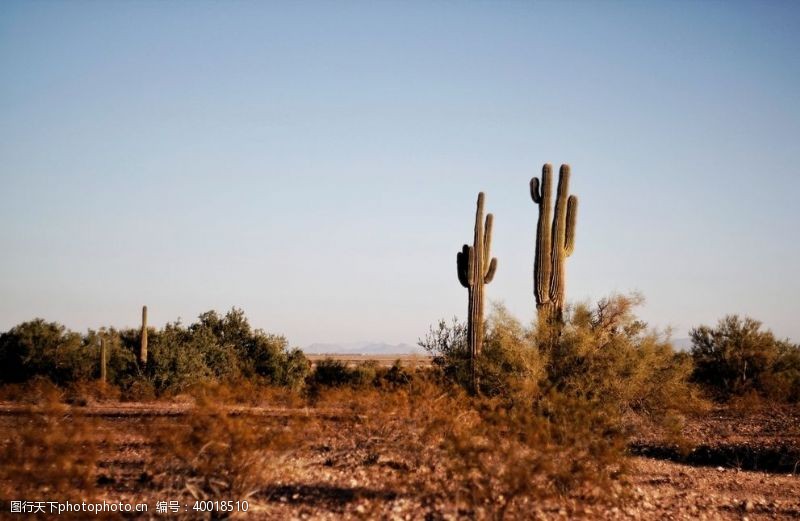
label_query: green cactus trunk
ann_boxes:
[531,164,578,331]
[457,192,498,393]
[139,305,148,365]
[100,337,107,384]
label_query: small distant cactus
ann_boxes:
[100,337,107,383]
[530,164,578,326]
[139,305,148,365]
[457,192,498,392]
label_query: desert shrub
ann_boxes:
[423,294,703,416]
[690,315,800,402]
[546,294,704,417]
[307,379,469,488]
[0,308,309,396]
[309,379,625,520]
[97,329,140,388]
[186,378,305,408]
[351,360,379,386]
[153,392,308,510]
[441,390,626,519]
[121,378,158,401]
[0,319,93,384]
[478,304,544,398]
[309,358,352,388]
[0,376,64,404]
[308,359,379,391]
[0,392,98,504]
[143,309,309,394]
[244,334,309,388]
[65,380,121,405]
[377,360,414,388]
[767,341,800,402]
[419,317,470,386]
[277,348,311,389]
[419,305,543,398]
[146,321,214,394]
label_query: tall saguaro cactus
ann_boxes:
[530,164,578,326]
[139,305,148,365]
[457,192,498,392]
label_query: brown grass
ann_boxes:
[0,388,99,505]
[2,378,796,519]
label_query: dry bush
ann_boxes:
[120,378,157,402]
[152,389,314,518]
[550,293,707,417]
[0,392,98,505]
[436,390,626,520]
[0,376,64,404]
[478,303,545,398]
[309,380,459,475]
[185,378,304,408]
[309,379,625,520]
[65,380,121,406]
[420,306,545,398]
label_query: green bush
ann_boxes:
[308,358,379,389]
[0,308,309,395]
[690,315,800,402]
[379,360,414,387]
[0,319,93,384]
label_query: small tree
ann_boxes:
[690,315,798,400]
[0,319,88,384]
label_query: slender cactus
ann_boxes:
[456,192,497,393]
[139,305,148,365]
[531,164,578,326]
[100,337,107,384]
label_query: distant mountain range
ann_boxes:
[303,341,425,355]
[303,338,692,355]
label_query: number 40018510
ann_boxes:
[192,500,249,513]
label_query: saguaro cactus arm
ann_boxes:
[484,257,497,283]
[565,195,578,256]
[457,245,474,288]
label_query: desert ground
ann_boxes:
[1,388,797,520]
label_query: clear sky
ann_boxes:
[1,1,798,346]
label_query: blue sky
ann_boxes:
[1,1,798,346]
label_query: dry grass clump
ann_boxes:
[120,378,157,402]
[184,378,305,408]
[310,379,458,476]
[0,376,65,404]
[436,390,626,520]
[0,390,98,504]
[64,380,121,406]
[151,388,315,516]
[308,379,626,520]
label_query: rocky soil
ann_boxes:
[1,401,798,520]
